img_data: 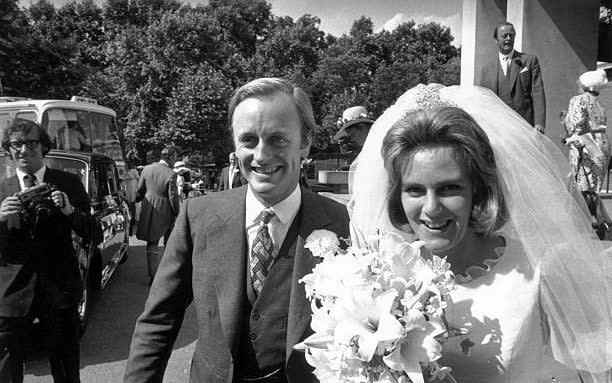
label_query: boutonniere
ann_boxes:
[513,57,523,67]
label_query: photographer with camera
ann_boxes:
[0,118,98,383]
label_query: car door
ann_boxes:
[92,159,129,288]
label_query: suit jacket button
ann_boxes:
[252,310,260,320]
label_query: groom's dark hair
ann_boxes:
[382,106,508,235]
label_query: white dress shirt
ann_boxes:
[498,50,514,76]
[245,185,301,260]
[16,165,46,191]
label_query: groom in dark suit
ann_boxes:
[124,78,350,383]
[478,21,546,133]
[0,118,97,383]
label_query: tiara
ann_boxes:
[395,83,456,113]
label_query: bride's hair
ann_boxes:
[381,106,508,235]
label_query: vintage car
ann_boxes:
[43,150,130,332]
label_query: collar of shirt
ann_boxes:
[245,184,302,256]
[159,159,169,167]
[16,165,46,191]
[499,50,514,64]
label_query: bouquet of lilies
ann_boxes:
[294,229,457,383]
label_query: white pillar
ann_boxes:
[460,0,506,85]
[460,0,478,85]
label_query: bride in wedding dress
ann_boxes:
[349,84,611,383]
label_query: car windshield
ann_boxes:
[42,108,122,162]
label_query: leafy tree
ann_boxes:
[89,8,237,159]
[158,65,233,162]
[251,14,327,78]
[206,0,272,56]
[0,0,29,95]
[350,16,373,39]
[102,0,181,27]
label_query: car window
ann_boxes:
[92,161,118,198]
[44,157,88,189]
[104,162,118,195]
[15,111,36,122]
[0,153,15,182]
[42,108,91,152]
[0,113,12,138]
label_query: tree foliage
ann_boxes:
[1,0,460,162]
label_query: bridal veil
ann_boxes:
[349,84,612,381]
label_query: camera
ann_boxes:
[16,183,54,207]
[15,183,59,234]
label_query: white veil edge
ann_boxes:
[349,84,612,381]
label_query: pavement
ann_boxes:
[24,237,197,383]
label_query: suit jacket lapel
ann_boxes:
[508,50,521,90]
[43,167,55,184]
[211,187,247,354]
[491,59,500,93]
[286,190,332,363]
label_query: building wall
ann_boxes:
[516,0,599,143]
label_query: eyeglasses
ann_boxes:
[9,139,40,150]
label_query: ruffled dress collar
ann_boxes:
[454,235,506,284]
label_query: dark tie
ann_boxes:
[250,209,275,295]
[23,173,37,188]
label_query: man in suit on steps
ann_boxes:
[478,21,547,133]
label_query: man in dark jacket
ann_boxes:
[0,118,98,383]
[135,147,179,285]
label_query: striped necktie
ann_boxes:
[250,209,275,295]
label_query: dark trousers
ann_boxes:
[0,305,81,383]
[42,306,81,383]
[0,316,28,383]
